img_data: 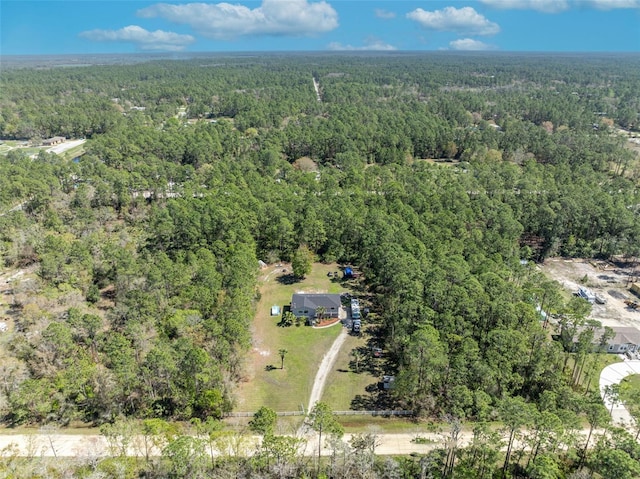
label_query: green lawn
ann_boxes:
[322,332,379,410]
[235,263,349,412]
[620,374,640,403]
[57,143,86,161]
[337,416,422,433]
[0,140,85,160]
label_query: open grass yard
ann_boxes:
[321,331,380,411]
[57,143,85,161]
[234,263,349,412]
[620,373,640,404]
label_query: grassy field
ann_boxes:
[0,140,85,160]
[234,263,350,412]
[620,374,640,404]
[321,331,379,410]
[57,143,86,161]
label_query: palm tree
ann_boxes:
[278,349,288,370]
[351,349,361,373]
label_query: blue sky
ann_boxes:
[1,0,639,55]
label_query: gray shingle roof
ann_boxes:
[291,293,341,311]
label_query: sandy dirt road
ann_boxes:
[47,138,86,155]
[0,428,604,458]
[312,77,322,102]
[307,326,348,413]
[0,432,441,458]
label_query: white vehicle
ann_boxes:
[351,298,361,320]
[352,319,361,333]
[578,287,596,303]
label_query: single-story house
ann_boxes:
[43,136,65,146]
[566,325,640,354]
[602,326,640,354]
[291,293,342,321]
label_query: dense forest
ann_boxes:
[1,53,640,478]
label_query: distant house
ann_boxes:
[567,325,640,354]
[291,293,342,322]
[602,327,640,354]
[43,136,65,146]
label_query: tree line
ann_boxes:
[0,52,638,476]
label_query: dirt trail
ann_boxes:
[306,327,348,414]
[312,76,322,102]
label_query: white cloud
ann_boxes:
[79,25,195,51]
[375,8,396,19]
[480,0,640,11]
[479,0,569,12]
[407,7,500,36]
[449,38,497,51]
[328,38,397,51]
[584,0,640,9]
[138,0,339,39]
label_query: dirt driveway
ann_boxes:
[541,258,640,328]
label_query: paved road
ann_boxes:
[600,359,640,427]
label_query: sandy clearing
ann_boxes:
[541,258,640,328]
[47,138,86,155]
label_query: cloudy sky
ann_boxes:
[1,0,639,55]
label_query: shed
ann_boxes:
[270,305,281,316]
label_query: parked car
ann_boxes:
[352,319,361,333]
